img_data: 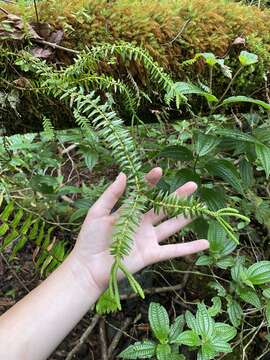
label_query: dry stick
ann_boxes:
[165,18,192,45]
[34,39,80,55]
[99,317,109,360]
[66,314,100,360]
[108,317,133,359]
[0,253,30,293]
[120,283,184,300]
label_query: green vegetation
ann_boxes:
[1,0,270,358]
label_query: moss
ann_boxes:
[1,0,270,132]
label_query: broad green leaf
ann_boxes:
[263,288,270,299]
[185,310,200,333]
[196,303,214,338]
[265,300,270,327]
[245,261,270,285]
[222,96,270,111]
[237,287,261,309]
[255,143,270,178]
[168,169,201,192]
[200,52,217,66]
[119,341,156,359]
[211,337,232,354]
[227,300,243,327]
[156,344,171,360]
[239,158,254,188]
[208,220,226,254]
[200,341,216,359]
[199,187,226,211]
[169,315,185,342]
[194,133,220,157]
[216,128,259,144]
[174,330,201,346]
[170,354,185,360]
[149,302,170,343]
[239,51,258,66]
[231,263,246,283]
[208,297,222,317]
[216,256,235,269]
[214,323,237,342]
[173,82,218,102]
[159,145,193,161]
[209,281,226,297]
[205,159,243,193]
[196,255,213,266]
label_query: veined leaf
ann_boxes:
[199,187,226,211]
[169,315,185,342]
[245,261,270,285]
[237,287,261,308]
[119,341,156,359]
[263,288,270,299]
[227,300,243,327]
[209,281,226,297]
[159,145,193,161]
[214,323,237,342]
[211,337,232,354]
[205,159,243,193]
[265,300,270,327]
[200,341,216,360]
[216,256,235,269]
[149,302,170,343]
[208,297,222,317]
[239,158,254,188]
[255,143,270,178]
[216,128,259,144]
[194,133,221,157]
[185,310,200,333]
[173,82,218,102]
[196,255,213,266]
[156,344,171,360]
[196,303,214,338]
[239,51,258,66]
[221,96,270,111]
[174,330,201,346]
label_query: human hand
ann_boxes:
[70,168,209,292]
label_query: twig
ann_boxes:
[99,317,109,360]
[108,317,132,358]
[120,283,184,300]
[66,314,100,360]
[34,39,79,55]
[165,18,192,45]
[0,252,30,293]
[61,144,79,155]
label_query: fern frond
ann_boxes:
[42,117,54,140]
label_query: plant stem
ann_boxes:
[217,66,244,105]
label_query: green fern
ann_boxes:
[0,201,65,275]
[14,44,250,312]
[42,117,55,140]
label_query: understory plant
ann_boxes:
[1,40,270,358]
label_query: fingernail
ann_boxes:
[116,172,124,180]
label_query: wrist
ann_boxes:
[63,251,106,300]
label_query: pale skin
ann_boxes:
[0,167,209,360]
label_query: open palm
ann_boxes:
[73,167,209,291]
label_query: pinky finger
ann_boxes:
[156,240,209,262]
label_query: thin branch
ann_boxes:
[66,314,100,360]
[108,317,132,358]
[99,317,108,360]
[34,39,79,55]
[165,18,192,45]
